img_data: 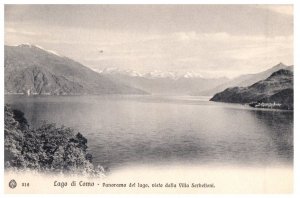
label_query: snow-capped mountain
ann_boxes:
[16,43,63,57]
[143,70,178,79]
[94,63,293,96]
[93,67,143,77]
[94,67,207,80]
[95,67,229,95]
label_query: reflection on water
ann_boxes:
[249,110,293,162]
[5,95,293,169]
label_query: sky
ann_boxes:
[5,4,293,78]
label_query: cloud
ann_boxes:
[5,20,293,78]
[77,31,292,77]
[5,27,38,36]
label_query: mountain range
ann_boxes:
[96,67,212,79]
[94,63,293,96]
[97,68,229,95]
[5,44,294,98]
[5,44,147,95]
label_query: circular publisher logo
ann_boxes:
[9,179,17,189]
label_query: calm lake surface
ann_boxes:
[5,95,293,169]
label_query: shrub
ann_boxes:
[4,104,104,177]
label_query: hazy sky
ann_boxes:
[5,5,293,78]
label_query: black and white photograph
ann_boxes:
[2,3,295,194]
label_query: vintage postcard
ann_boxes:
[3,4,293,194]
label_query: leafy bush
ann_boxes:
[4,105,104,177]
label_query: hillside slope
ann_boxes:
[5,44,147,95]
[198,63,293,96]
[210,69,293,110]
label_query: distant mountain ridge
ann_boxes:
[96,68,229,95]
[95,67,217,80]
[97,63,293,96]
[5,44,147,95]
[210,69,293,110]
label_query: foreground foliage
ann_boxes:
[4,105,104,177]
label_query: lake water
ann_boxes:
[5,95,293,170]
